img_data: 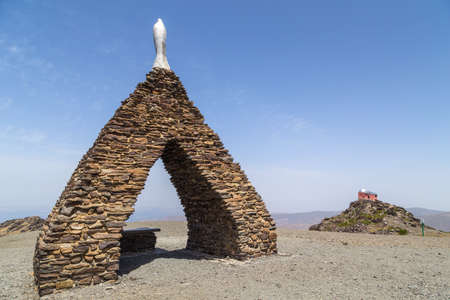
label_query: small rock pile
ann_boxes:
[309,199,436,235]
[0,216,45,237]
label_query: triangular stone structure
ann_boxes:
[33,67,277,295]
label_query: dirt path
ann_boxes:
[1,221,449,299]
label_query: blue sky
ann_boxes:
[0,1,449,222]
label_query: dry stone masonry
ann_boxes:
[33,67,277,295]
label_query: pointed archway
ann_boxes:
[33,68,277,296]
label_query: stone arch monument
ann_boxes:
[34,19,277,296]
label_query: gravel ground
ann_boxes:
[0,221,449,299]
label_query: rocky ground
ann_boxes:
[1,221,449,299]
[0,216,44,237]
[310,199,441,235]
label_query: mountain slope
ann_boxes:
[422,212,450,232]
[0,216,45,237]
[406,207,446,217]
[272,211,340,229]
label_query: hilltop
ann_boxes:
[309,199,441,235]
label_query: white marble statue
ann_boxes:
[152,18,170,70]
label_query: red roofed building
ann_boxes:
[358,188,378,201]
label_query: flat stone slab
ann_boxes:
[120,228,160,253]
[124,227,161,233]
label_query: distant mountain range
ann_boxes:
[272,211,339,229]
[130,206,450,232]
[418,212,450,232]
[272,207,450,232]
[2,205,447,233]
[406,207,446,217]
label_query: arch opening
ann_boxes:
[122,139,240,256]
[118,139,240,274]
[130,159,183,222]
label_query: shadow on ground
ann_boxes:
[119,248,216,275]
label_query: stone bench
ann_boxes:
[120,227,160,253]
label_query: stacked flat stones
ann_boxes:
[120,228,158,253]
[33,68,277,296]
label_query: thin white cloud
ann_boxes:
[0,41,54,74]
[17,129,47,143]
[284,115,310,132]
[263,111,311,136]
[7,45,19,53]
[0,98,12,110]
[0,125,47,144]
[90,99,104,111]
[97,45,116,55]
